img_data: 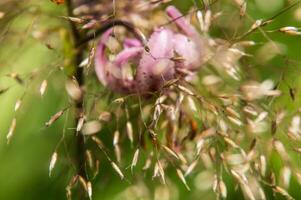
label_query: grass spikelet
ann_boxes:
[61,16,86,24]
[185,160,198,177]
[7,118,16,144]
[14,99,22,112]
[196,10,204,31]
[177,85,194,96]
[239,1,247,17]
[113,130,120,146]
[39,80,48,96]
[280,166,292,188]
[273,139,290,162]
[98,111,112,122]
[8,72,24,85]
[49,152,58,177]
[157,160,166,184]
[131,149,140,172]
[259,155,267,177]
[76,114,85,132]
[279,26,301,35]
[218,179,227,199]
[45,110,65,127]
[113,98,125,104]
[274,186,294,200]
[143,153,153,171]
[162,145,179,160]
[85,150,94,169]
[65,79,82,101]
[176,168,190,191]
[82,120,102,135]
[78,176,88,192]
[111,161,124,180]
[126,121,134,144]
[114,144,121,163]
[87,181,92,200]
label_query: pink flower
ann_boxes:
[166,6,203,71]
[95,29,142,93]
[94,6,203,94]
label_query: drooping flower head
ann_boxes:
[94,6,204,94]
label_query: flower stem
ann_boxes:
[66,0,88,199]
[76,19,147,47]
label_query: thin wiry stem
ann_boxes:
[76,19,147,47]
[234,0,301,42]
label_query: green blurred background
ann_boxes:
[1,0,301,199]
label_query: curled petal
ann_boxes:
[166,6,197,37]
[105,48,143,93]
[114,47,142,66]
[95,29,143,93]
[124,38,142,48]
[95,29,113,86]
[112,47,142,81]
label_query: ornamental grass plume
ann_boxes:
[2,0,301,200]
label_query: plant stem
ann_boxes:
[76,19,147,47]
[66,0,88,199]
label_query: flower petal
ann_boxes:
[166,6,197,37]
[95,29,113,86]
[124,38,142,48]
[136,28,175,93]
[95,29,142,93]
[173,34,202,70]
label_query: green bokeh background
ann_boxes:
[1,0,301,199]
